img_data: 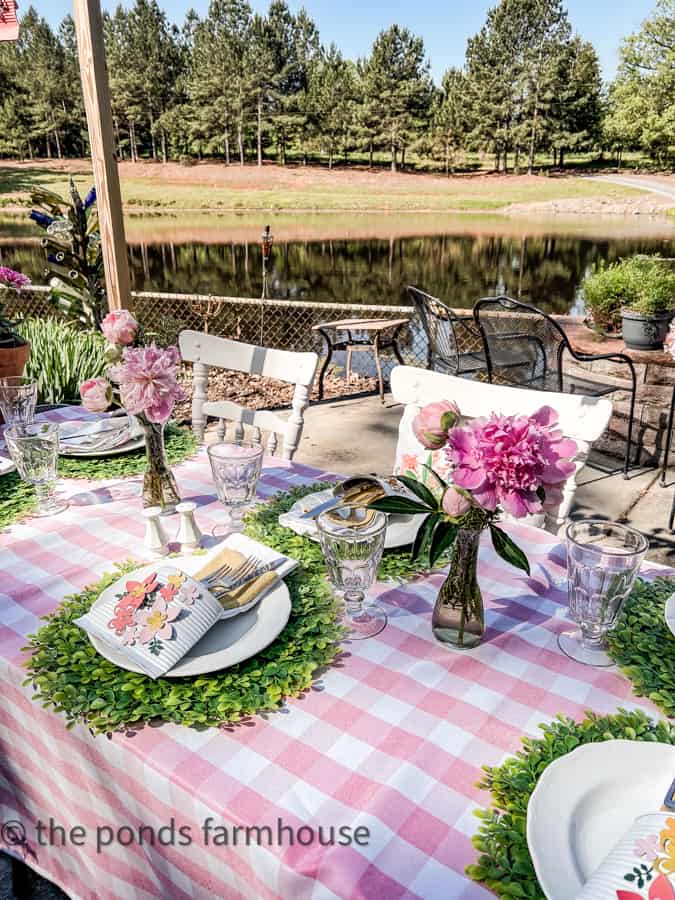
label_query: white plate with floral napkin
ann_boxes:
[76,535,297,678]
[527,740,675,900]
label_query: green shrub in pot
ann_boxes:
[583,256,675,349]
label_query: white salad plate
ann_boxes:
[88,558,292,677]
[527,739,675,900]
[666,593,675,639]
[0,455,15,476]
[59,433,145,457]
[279,487,425,550]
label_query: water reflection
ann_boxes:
[1,230,672,315]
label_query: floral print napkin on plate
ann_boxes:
[76,566,224,679]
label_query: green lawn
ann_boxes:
[0,162,645,213]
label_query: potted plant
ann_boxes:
[0,266,31,378]
[583,256,675,350]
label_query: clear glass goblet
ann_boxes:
[207,440,264,532]
[558,519,648,667]
[5,422,67,516]
[317,507,388,640]
[0,377,37,426]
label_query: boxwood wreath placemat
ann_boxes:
[0,425,197,529]
[606,577,675,718]
[22,484,447,734]
[467,709,675,899]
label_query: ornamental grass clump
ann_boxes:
[18,317,107,404]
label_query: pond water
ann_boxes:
[1,213,673,315]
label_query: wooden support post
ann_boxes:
[73,0,130,311]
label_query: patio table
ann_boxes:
[0,408,670,900]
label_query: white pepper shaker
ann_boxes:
[143,505,169,556]
[175,501,202,553]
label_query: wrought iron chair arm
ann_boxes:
[566,349,637,383]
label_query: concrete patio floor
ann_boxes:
[298,392,675,566]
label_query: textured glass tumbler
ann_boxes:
[0,377,37,426]
[5,422,67,516]
[317,507,387,640]
[207,441,263,532]
[559,519,648,667]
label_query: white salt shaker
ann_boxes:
[175,501,202,553]
[143,505,169,556]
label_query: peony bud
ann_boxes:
[100,309,138,346]
[441,486,472,519]
[412,400,460,450]
[80,377,112,413]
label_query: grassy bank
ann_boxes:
[0,160,646,214]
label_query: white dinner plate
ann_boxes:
[88,559,292,677]
[666,593,675,638]
[59,434,145,458]
[0,455,15,476]
[527,739,675,900]
[279,488,425,550]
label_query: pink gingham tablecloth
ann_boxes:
[0,409,671,900]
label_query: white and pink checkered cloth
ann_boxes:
[0,408,670,900]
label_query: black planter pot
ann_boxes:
[621,309,674,351]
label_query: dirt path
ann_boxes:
[586,174,675,199]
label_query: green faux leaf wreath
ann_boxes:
[0,425,197,529]
[607,577,675,718]
[21,483,452,734]
[467,709,675,899]
[23,556,343,735]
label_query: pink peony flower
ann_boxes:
[80,376,112,413]
[110,344,184,424]
[0,267,30,291]
[412,400,460,450]
[442,486,472,518]
[446,405,577,518]
[136,597,181,644]
[101,309,138,346]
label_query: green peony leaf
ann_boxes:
[490,525,531,575]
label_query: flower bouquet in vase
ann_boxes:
[80,310,185,513]
[370,401,577,649]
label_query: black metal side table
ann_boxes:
[312,317,409,403]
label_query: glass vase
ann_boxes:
[139,417,180,514]
[432,527,485,649]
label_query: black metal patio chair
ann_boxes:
[408,285,544,380]
[472,295,638,477]
[408,286,486,376]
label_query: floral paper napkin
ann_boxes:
[575,813,675,899]
[76,566,224,678]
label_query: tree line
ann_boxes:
[0,0,671,171]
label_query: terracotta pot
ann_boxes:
[0,340,30,424]
[0,340,30,379]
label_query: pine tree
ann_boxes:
[308,44,355,168]
[605,0,675,166]
[549,37,602,167]
[361,25,433,171]
[430,67,468,175]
